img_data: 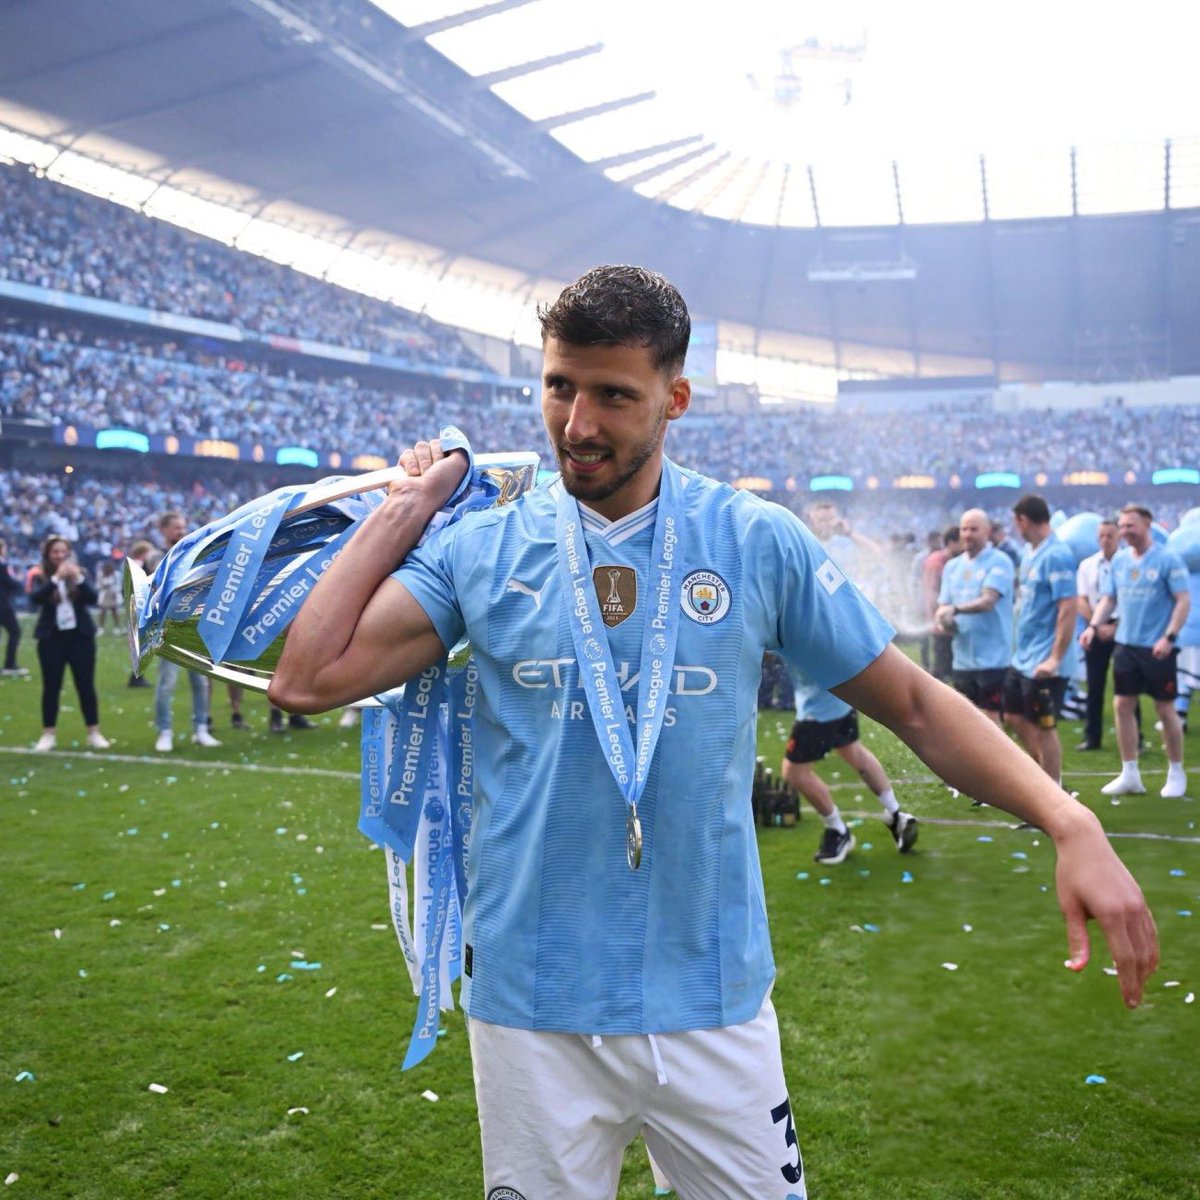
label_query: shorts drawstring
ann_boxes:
[647,1033,668,1087]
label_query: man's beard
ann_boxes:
[557,415,666,507]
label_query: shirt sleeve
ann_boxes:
[756,506,895,692]
[984,556,1014,596]
[389,523,467,653]
[1167,553,1190,597]
[1048,547,1077,601]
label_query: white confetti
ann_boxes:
[948,787,960,799]
[289,949,305,959]
[295,833,308,841]
[370,923,388,931]
[1164,981,1181,988]
[287,1106,309,1116]
[148,1083,169,1094]
[53,929,61,940]
[962,924,973,933]
[324,987,337,998]
[153,888,166,897]
[1103,967,1119,976]
[5,1172,19,1186]
[1186,993,1195,1004]
[421,1090,439,1102]
[109,919,122,928]
[941,962,959,971]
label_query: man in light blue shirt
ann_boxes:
[1083,504,1190,798]
[935,508,1015,727]
[1005,495,1078,784]
[272,266,1158,1200]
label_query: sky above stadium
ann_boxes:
[369,0,1200,223]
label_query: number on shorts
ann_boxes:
[771,1097,803,1185]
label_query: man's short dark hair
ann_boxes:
[1013,494,1051,524]
[538,265,691,376]
[1120,503,1153,522]
[943,525,961,546]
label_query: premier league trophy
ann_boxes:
[124,440,539,693]
[124,432,539,1069]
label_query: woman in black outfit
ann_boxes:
[29,535,110,752]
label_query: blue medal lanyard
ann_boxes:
[554,461,685,869]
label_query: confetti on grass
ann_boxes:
[942,962,958,971]
[286,1052,304,1062]
[421,1090,439,1102]
[1084,1075,1106,1085]
[287,1107,309,1116]
[148,1083,169,1094]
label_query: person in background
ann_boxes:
[1169,552,1200,735]
[94,559,120,634]
[935,509,1015,728]
[1004,494,1077,784]
[126,539,155,688]
[990,518,1022,568]
[1076,519,1122,751]
[927,525,962,682]
[152,511,220,751]
[1083,504,1190,798]
[780,664,918,865]
[28,535,109,752]
[0,537,27,676]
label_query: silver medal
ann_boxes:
[626,804,643,871]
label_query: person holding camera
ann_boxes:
[29,535,109,752]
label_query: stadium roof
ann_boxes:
[1,0,1199,383]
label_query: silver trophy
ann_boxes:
[125,450,540,696]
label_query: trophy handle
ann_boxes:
[285,451,541,517]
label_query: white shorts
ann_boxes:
[468,994,805,1200]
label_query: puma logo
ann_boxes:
[505,578,546,609]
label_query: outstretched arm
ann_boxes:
[268,440,468,713]
[834,645,1159,1008]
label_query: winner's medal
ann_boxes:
[626,803,643,871]
[555,461,686,873]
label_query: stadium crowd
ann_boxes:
[0,162,487,370]
[5,319,1200,483]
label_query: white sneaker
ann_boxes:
[192,728,222,748]
[1100,774,1145,796]
[1161,770,1188,799]
[33,732,56,752]
[86,731,111,750]
[338,709,360,729]
[155,731,174,753]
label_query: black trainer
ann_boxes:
[887,810,919,853]
[814,827,855,865]
[231,712,247,730]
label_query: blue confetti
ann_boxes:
[290,961,323,971]
[102,891,115,901]
[858,869,870,877]
[901,871,914,883]
[171,880,182,888]
[275,827,288,835]
[1179,911,1193,917]
[1170,869,1186,877]
[795,872,809,880]
[126,828,139,836]
[1084,1074,1107,1085]
[819,878,832,886]
[72,883,86,891]
[861,842,873,851]
[296,887,307,896]
[977,836,994,843]
[14,1071,35,1083]
[286,1051,304,1062]
[256,964,266,973]
[862,923,880,933]
[276,973,293,983]
[1012,851,1028,860]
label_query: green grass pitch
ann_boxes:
[1,633,1197,1198]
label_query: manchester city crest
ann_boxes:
[681,569,731,624]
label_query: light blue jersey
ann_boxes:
[394,463,894,1035]
[1012,534,1077,677]
[788,665,852,723]
[937,547,1015,670]
[1103,544,1189,647]
[1180,573,1200,647]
